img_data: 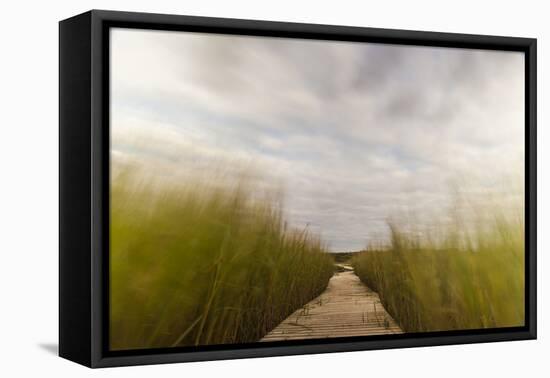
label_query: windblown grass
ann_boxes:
[110,167,334,350]
[353,202,524,332]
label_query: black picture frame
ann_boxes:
[59,9,537,368]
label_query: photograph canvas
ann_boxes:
[108,28,525,352]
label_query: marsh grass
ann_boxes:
[353,205,524,332]
[110,167,334,350]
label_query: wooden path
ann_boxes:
[261,268,402,341]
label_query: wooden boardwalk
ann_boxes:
[261,268,402,341]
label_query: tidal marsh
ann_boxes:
[110,167,334,350]
[353,202,525,332]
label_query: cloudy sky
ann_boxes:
[110,28,524,251]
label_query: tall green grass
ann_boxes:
[110,167,334,350]
[353,206,524,332]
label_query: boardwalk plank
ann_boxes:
[261,269,402,341]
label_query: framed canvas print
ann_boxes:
[59,10,537,368]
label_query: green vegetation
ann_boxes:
[353,208,524,332]
[110,168,334,350]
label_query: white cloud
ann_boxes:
[111,28,525,251]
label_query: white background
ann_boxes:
[0,0,547,376]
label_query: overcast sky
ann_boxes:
[110,28,524,252]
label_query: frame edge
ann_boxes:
[59,11,94,368]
